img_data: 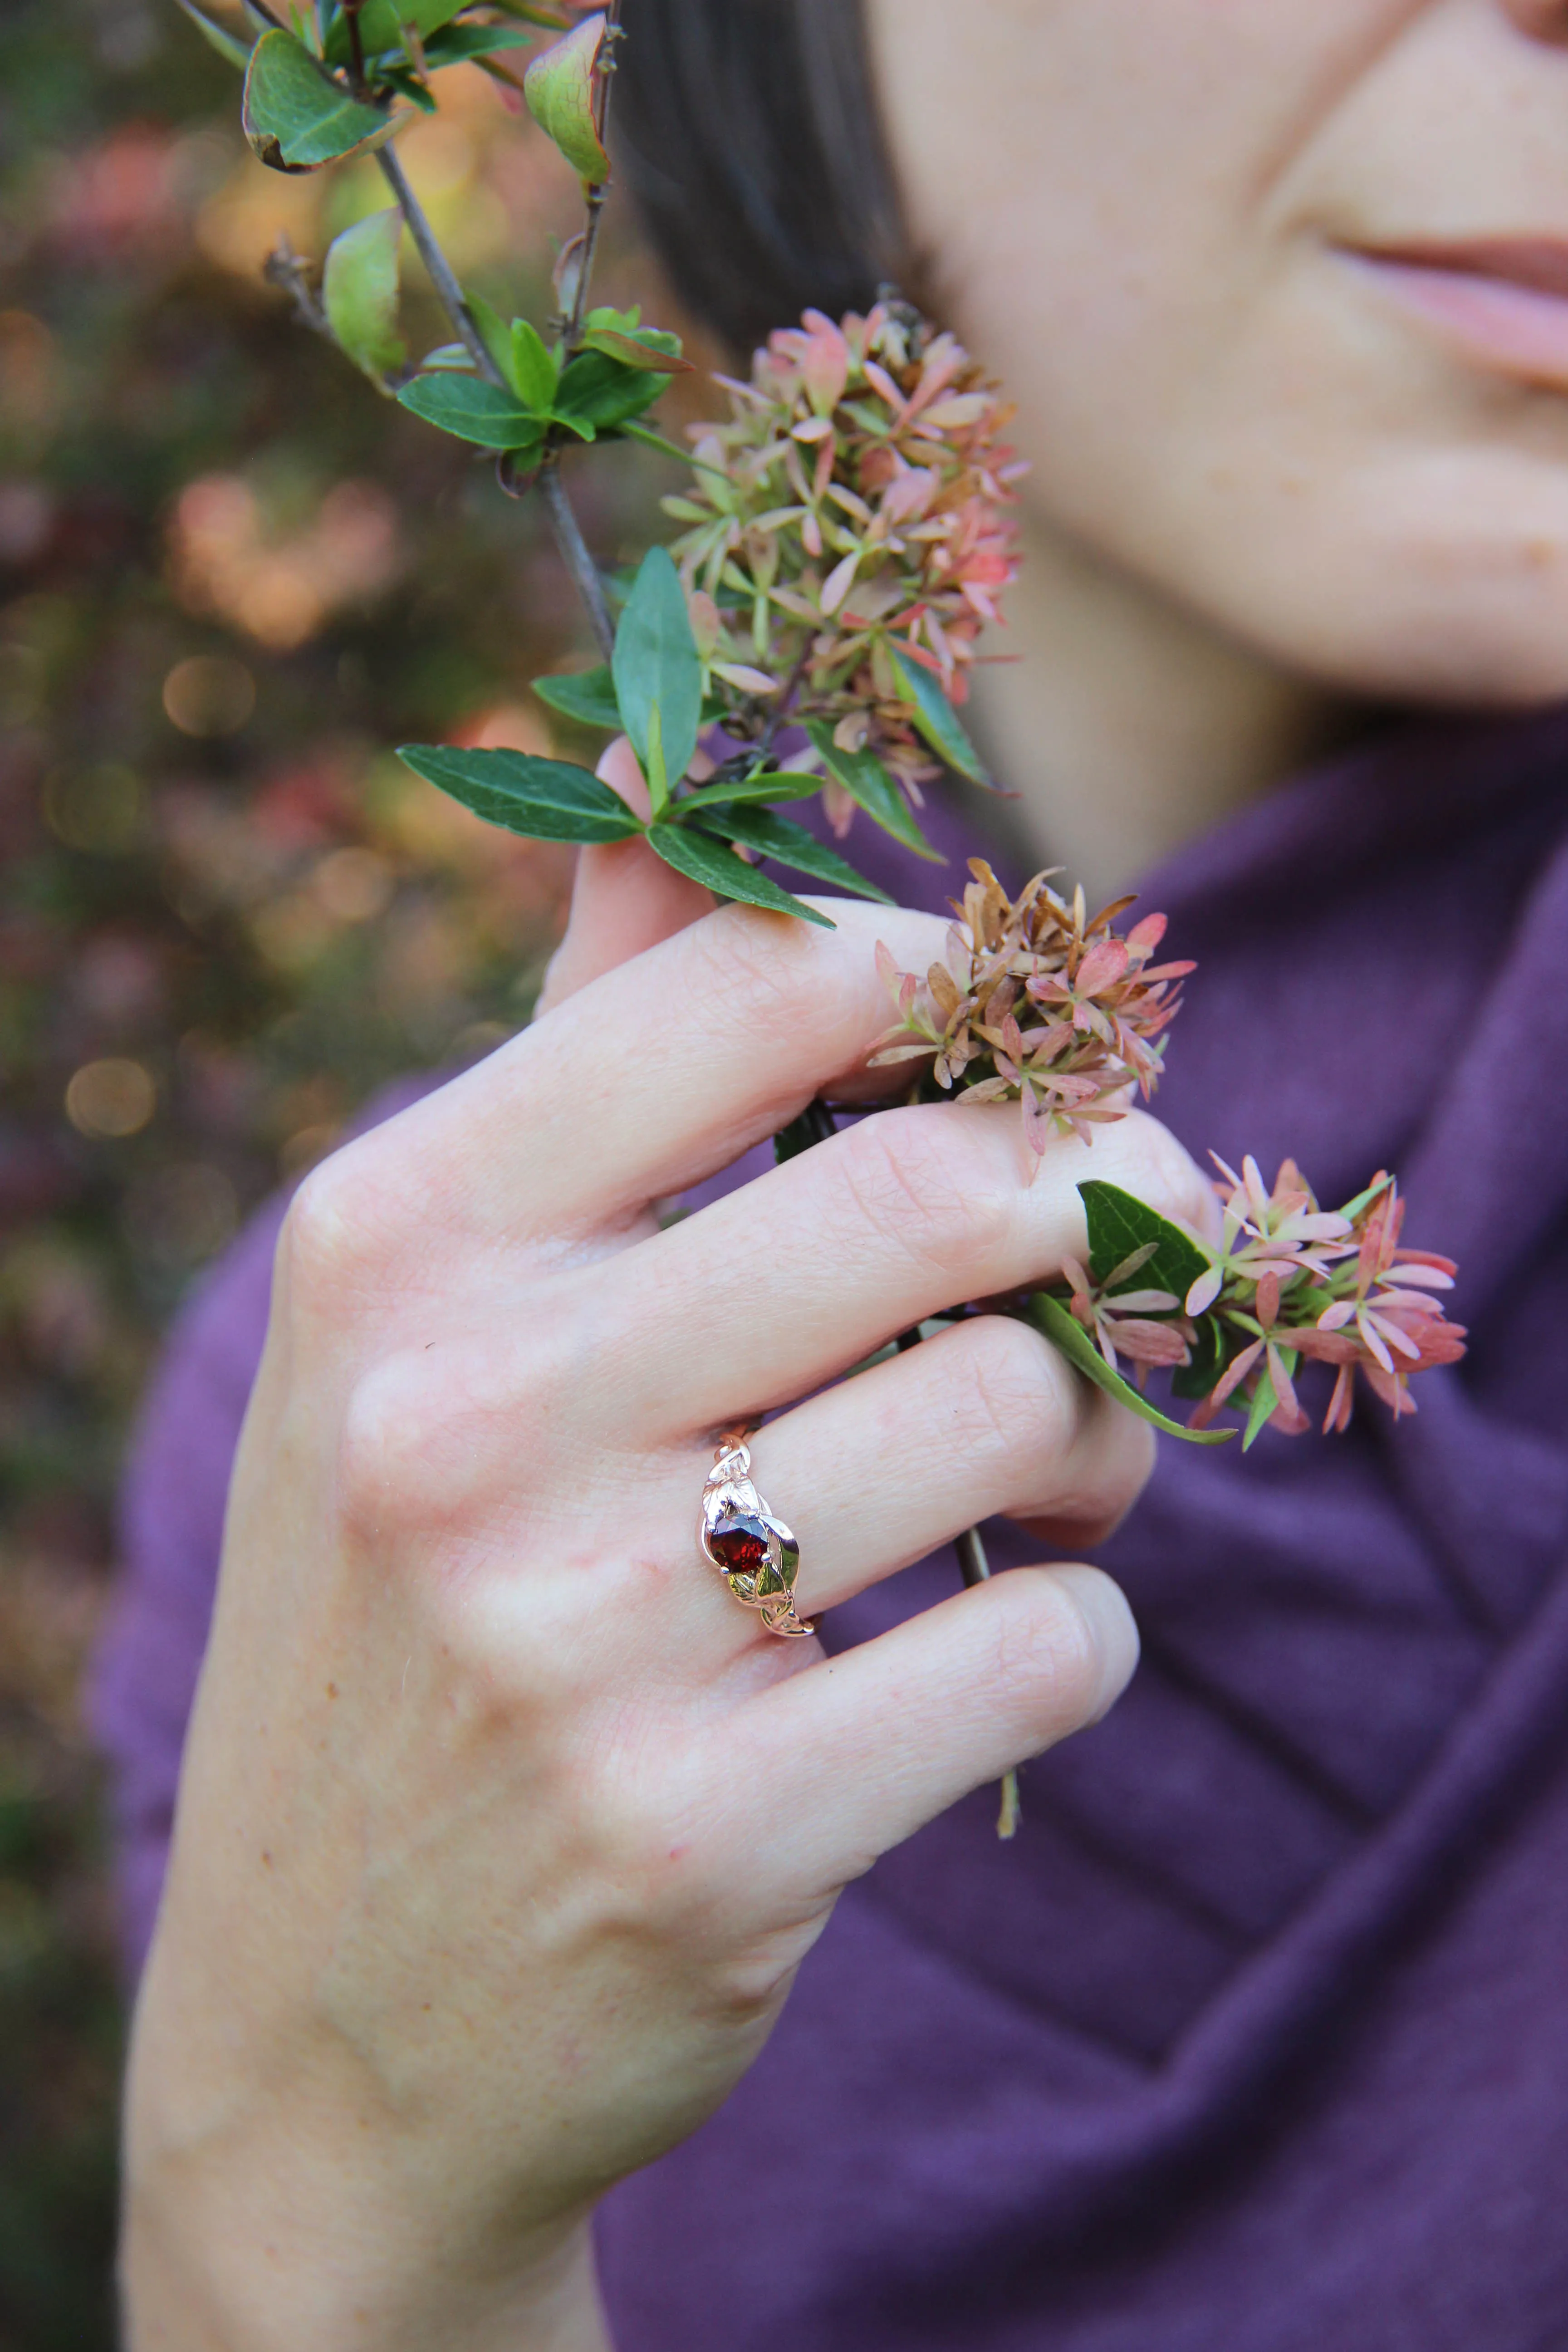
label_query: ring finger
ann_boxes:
[681,1312,1153,1637]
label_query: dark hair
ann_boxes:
[614,0,907,356]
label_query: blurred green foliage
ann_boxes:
[0,3,709,2335]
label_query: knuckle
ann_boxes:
[335,1347,449,1539]
[279,1152,360,1283]
[829,1107,1013,1287]
[688,905,949,1084]
[277,1135,396,1308]
[688,902,827,1040]
[990,1571,1110,1730]
[946,1317,1076,1479]
[1018,1395,1157,1539]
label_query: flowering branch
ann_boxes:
[871,864,1465,1448]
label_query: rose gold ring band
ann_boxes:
[699,1433,814,1639]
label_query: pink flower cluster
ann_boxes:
[665,304,1023,806]
[1075,1156,1466,1438]
[871,860,1193,1149]
[1209,1158,1467,1434]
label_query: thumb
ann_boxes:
[536,736,715,1016]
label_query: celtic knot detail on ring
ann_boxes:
[700,1437,814,1639]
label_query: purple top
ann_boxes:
[93,709,1568,2348]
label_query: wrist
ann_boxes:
[122,1990,610,2352]
[122,2157,610,2352]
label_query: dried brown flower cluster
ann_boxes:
[664,305,1023,808]
[871,859,1194,1151]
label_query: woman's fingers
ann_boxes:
[750,1314,1154,1615]
[535,738,714,1016]
[728,1565,1139,1892]
[612,1099,1215,1429]
[380,895,954,1249]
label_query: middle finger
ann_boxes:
[610,1098,1211,1432]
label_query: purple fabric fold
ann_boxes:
[91,709,1568,2347]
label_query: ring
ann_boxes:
[700,1433,815,1639]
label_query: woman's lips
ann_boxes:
[1342,240,1568,385]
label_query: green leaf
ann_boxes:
[552,349,665,436]
[466,291,519,392]
[887,645,990,787]
[396,745,642,844]
[1027,1295,1234,1446]
[1242,1362,1284,1453]
[645,702,670,819]
[418,20,535,65]
[531,665,622,730]
[648,827,834,927]
[581,307,692,375]
[524,10,610,181]
[1079,1181,1211,1303]
[242,29,397,172]
[1338,1171,1395,1225]
[322,207,406,382]
[328,0,467,58]
[804,723,943,863]
[509,318,559,412]
[173,0,254,69]
[378,63,439,109]
[395,373,543,451]
[685,805,892,903]
[612,546,703,789]
[679,769,821,810]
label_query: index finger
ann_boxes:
[382,895,957,1240]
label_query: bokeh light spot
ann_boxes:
[43,763,143,853]
[64,1058,156,1140]
[162,653,255,737]
[313,846,394,923]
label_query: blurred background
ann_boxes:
[0,5,713,2336]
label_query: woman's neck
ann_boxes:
[967,516,1363,905]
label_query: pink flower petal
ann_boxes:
[1186,1267,1223,1316]
[1208,1337,1265,1411]
[820,550,861,615]
[1323,1363,1356,1435]
[1355,1307,1396,1377]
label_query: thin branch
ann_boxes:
[760,643,815,759]
[374,143,503,387]
[342,0,368,90]
[373,124,615,665]
[537,459,617,663]
[955,1525,1022,1836]
[561,0,624,353]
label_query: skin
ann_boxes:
[125,3,1568,2343]
[871,0,1568,896]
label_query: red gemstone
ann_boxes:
[710,1514,771,1577]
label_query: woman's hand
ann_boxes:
[122,803,1214,2351]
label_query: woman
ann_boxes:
[101,2,1568,2344]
